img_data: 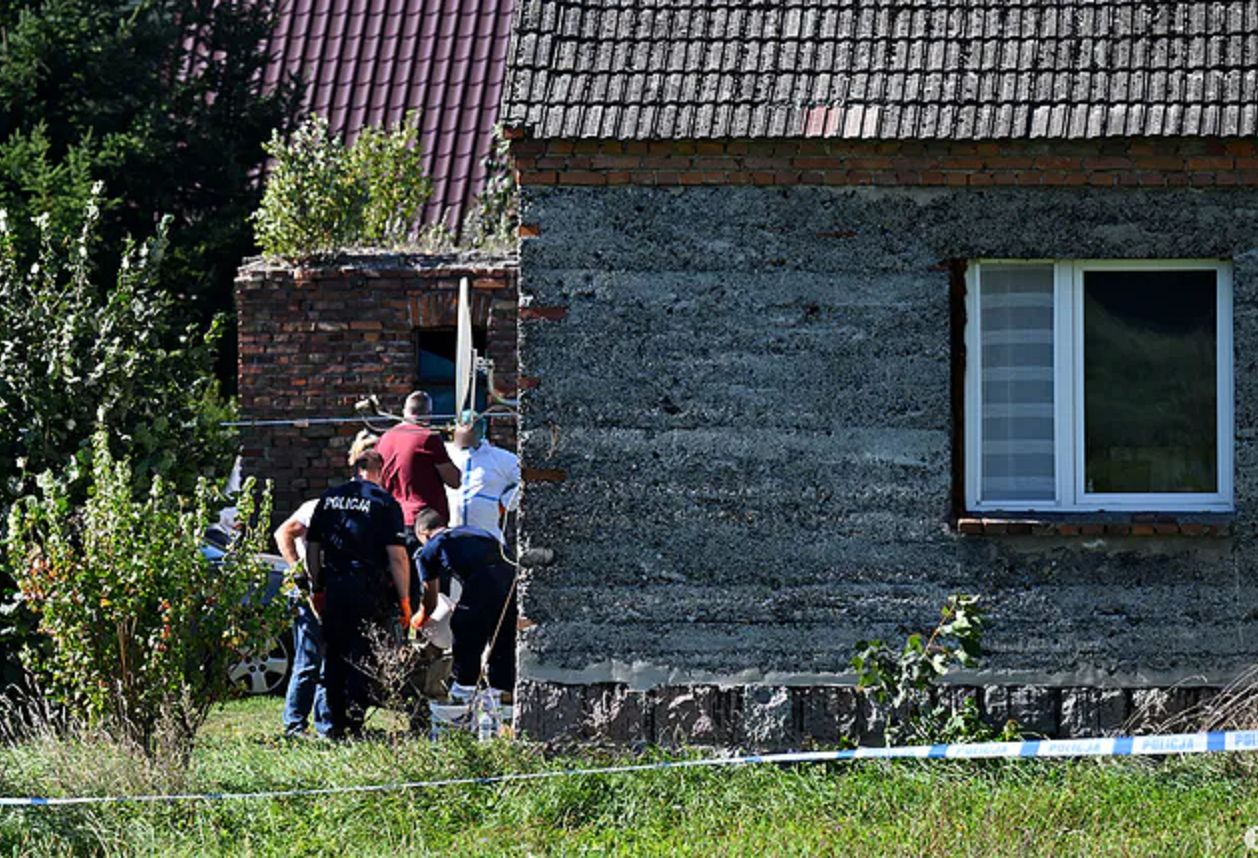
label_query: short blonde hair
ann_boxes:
[347,430,379,467]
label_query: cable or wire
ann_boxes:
[471,500,520,703]
[223,413,517,429]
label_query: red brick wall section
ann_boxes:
[235,256,518,520]
[510,137,1258,189]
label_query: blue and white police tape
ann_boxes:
[3,728,1257,808]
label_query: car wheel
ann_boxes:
[229,633,293,696]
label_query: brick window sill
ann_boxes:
[955,513,1234,537]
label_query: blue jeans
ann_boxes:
[283,598,332,737]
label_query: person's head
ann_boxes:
[402,391,433,424]
[413,507,447,545]
[452,423,478,449]
[352,448,384,484]
[347,430,378,467]
[452,410,487,449]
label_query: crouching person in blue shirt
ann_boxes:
[410,508,517,697]
[305,447,412,739]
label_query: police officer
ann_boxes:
[410,508,517,695]
[305,446,411,739]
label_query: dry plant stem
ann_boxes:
[1129,664,1258,735]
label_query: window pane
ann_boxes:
[415,326,489,416]
[418,330,458,382]
[425,386,489,417]
[1083,269,1217,494]
[428,387,456,418]
[980,265,1056,502]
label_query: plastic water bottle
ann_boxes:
[476,706,496,742]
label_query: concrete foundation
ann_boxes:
[515,680,1220,746]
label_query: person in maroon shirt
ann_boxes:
[377,391,461,529]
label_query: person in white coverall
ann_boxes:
[443,417,519,544]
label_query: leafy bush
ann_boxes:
[0,186,235,509]
[462,130,519,251]
[251,116,365,258]
[350,112,433,247]
[851,595,1019,745]
[5,429,282,757]
[253,113,432,258]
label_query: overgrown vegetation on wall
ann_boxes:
[253,114,518,259]
[253,114,433,258]
[461,134,519,253]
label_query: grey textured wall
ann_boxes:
[517,185,1258,694]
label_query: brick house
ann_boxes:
[502,0,1258,745]
[237,254,517,518]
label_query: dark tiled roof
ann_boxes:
[503,0,1258,140]
[265,0,514,230]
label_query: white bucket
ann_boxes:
[417,593,457,649]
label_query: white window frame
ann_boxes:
[965,259,1234,513]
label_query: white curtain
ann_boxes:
[979,265,1055,503]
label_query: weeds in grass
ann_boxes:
[353,623,453,735]
[0,676,192,803]
[1129,663,1258,735]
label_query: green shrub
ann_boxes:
[0,184,235,509]
[253,113,432,258]
[351,111,432,247]
[851,595,1020,745]
[5,428,283,757]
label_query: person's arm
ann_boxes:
[305,541,324,619]
[410,543,442,629]
[388,544,410,625]
[436,461,461,489]
[274,518,306,566]
[421,578,439,619]
[304,501,326,616]
[428,432,461,489]
[384,502,411,629]
[306,542,322,591]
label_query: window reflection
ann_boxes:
[1083,269,1217,494]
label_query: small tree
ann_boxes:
[851,595,1018,745]
[351,110,432,247]
[253,113,432,258]
[0,185,235,509]
[252,116,365,258]
[6,429,283,757]
[0,187,235,693]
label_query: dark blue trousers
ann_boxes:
[451,562,517,690]
[321,576,388,738]
[283,598,332,737]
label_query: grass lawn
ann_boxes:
[2,696,1258,856]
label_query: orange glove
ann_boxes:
[410,604,428,632]
[399,598,412,632]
